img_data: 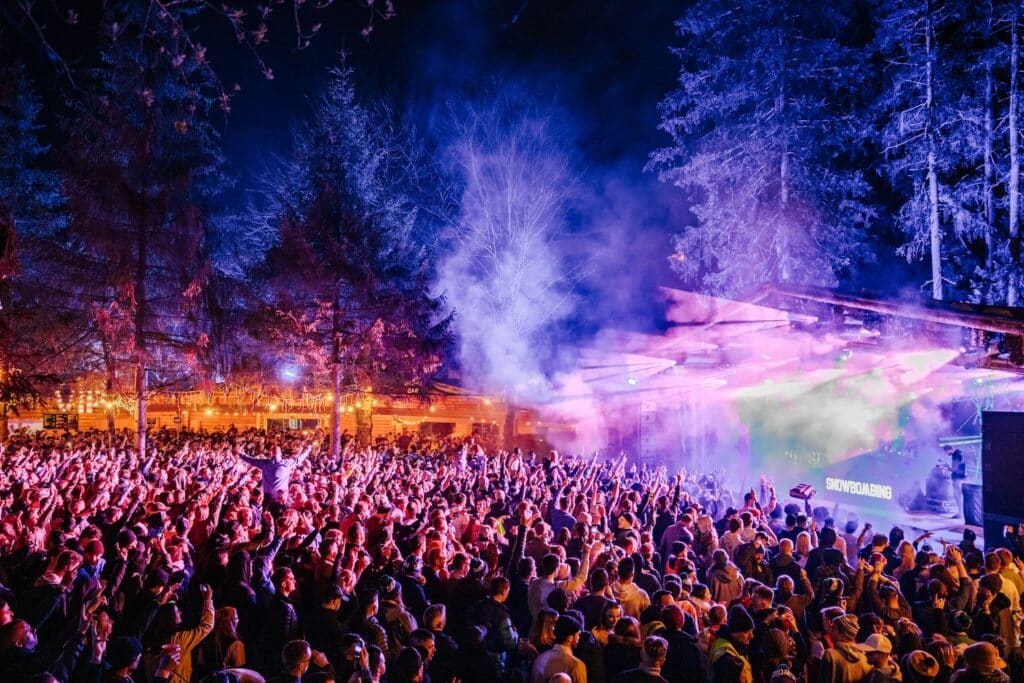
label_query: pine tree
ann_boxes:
[62,9,224,454]
[650,0,873,297]
[255,62,450,455]
[0,67,70,439]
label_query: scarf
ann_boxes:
[640,663,663,676]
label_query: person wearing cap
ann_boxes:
[857,633,900,682]
[397,555,429,622]
[99,636,144,682]
[304,585,345,668]
[116,568,174,640]
[951,641,1009,683]
[819,612,871,683]
[947,610,976,650]
[379,575,418,659]
[709,605,755,683]
[468,576,519,670]
[870,581,913,632]
[531,615,587,683]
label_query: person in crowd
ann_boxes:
[612,634,669,683]
[858,632,901,683]
[818,612,871,683]
[531,614,587,683]
[951,641,1010,683]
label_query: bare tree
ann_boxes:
[441,89,584,445]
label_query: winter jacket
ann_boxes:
[611,581,651,620]
[709,564,743,605]
[817,641,871,683]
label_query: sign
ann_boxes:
[825,477,893,500]
[43,413,79,430]
[267,418,320,431]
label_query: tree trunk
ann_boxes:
[330,299,343,459]
[925,9,943,301]
[355,394,373,445]
[503,392,517,449]
[1010,11,1021,305]
[134,200,148,455]
[984,54,995,269]
[102,337,117,439]
[776,48,791,282]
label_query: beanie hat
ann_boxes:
[105,636,143,670]
[143,568,169,590]
[904,650,940,677]
[469,557,487,577]
[951,610,972,634]
[727,605,755,634]
[84,539,104,556]
[379,575,399,598]
[116,529,137,549]
[770,664,798,682]
[878,584,898,600]
[830,613,859,640]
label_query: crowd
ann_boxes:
[0,426,1022,683]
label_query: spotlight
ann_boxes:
[627,377,637,385]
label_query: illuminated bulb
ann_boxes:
[205,408,213,416]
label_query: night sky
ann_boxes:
[5,0,926,335]
[208,1,690,333]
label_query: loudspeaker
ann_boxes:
[981,412,1024,549]
[962,483,984,527]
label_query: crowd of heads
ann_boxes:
[0,426,1022,683]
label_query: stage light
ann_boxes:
[278,364,299,382]
[627,377,637,385]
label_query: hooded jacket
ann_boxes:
[818,641,872,683]
[709,563,743,605]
